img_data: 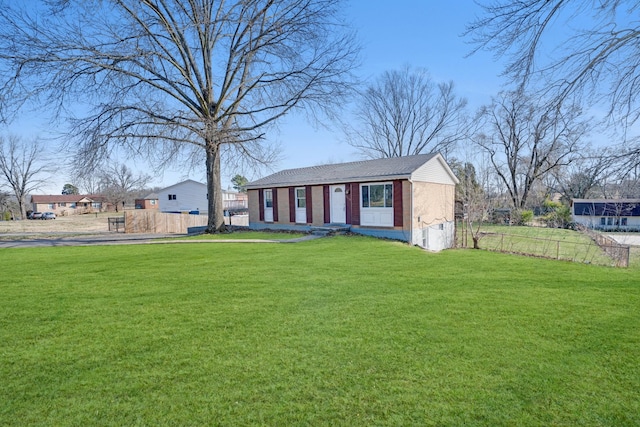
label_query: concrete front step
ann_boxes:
[310,225,351,236]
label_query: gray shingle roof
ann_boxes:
[246,153,439,188]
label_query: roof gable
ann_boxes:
[410,155,459,185]
[246,153,457,189]
[30,194,102,203]
[158,179,206,193]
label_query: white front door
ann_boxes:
[264,189,273,222]
[295,187,307,223]
[330,185,346,224]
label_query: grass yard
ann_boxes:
[1,235,639,425]
[461,225,623,266]
[176,230,307,240]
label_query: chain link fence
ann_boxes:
[457,222,630,267]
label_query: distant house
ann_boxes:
[135,193,159,210]
[572,198,640,230]
[245,153,459,251]
[30,194,113,216]
[157,179,248,215]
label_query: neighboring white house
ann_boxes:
[572,198,640,230]
[157,179,248,214]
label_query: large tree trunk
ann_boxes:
[205,142,226,233]
[18,195,26,220]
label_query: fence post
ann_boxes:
[557,240,560,259]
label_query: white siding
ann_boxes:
[157,180,208,214]
[573,213,640,229]
[412,221,456,251]
[410,155,458,185]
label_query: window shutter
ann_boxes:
[351,183,360,225]
[289,187,295,222]
[345,184,351,224]
[272,188,279,222]
[305,186,313,224]
[259,190,265,221]
[323,185,330,224]
[394,180,403,227]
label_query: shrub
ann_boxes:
[514,209,534,225]
[541,199,572,228]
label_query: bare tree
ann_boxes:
[344,66,467,159]
[467,1,640,125]
[0,0,360,232]
[0,135,51,219]
[450,159,488,249]
[0,190,16,220]
[474,91,591,210]
[601,176,640,199]
[98,163,152,212]
[548,151,615,202]
[74,173,102,195]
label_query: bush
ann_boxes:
[514,209,534,225]
[541,199,572,228]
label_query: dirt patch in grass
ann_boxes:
[0,212,116,234]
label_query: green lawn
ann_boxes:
[177,230,307,240]
[461,225,622,266]
[1,236,639,425]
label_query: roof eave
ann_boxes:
[245,173,413,190]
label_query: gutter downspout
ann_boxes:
[408,179,414,246]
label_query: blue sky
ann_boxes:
[235,1,501,179]
[24,1,504,193]
[130,1,505,191]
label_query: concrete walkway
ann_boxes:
[0,232,324,249]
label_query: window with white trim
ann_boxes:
[361,183,393,208]
[296,188,306,208]
[264,189,273,208]
[360,182,394,227]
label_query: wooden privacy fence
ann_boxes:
[124,210,208,234]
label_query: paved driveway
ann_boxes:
[0,231,320,248]
[608,234,640,246]
[0,233,176,249]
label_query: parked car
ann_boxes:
[42,212,56,220]
[30,212,43,219]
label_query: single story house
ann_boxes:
[157,179,248,215]
[135,193,159,210]
[245,153,459,251]
[30,194,113,216]
[572,198,640,230]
